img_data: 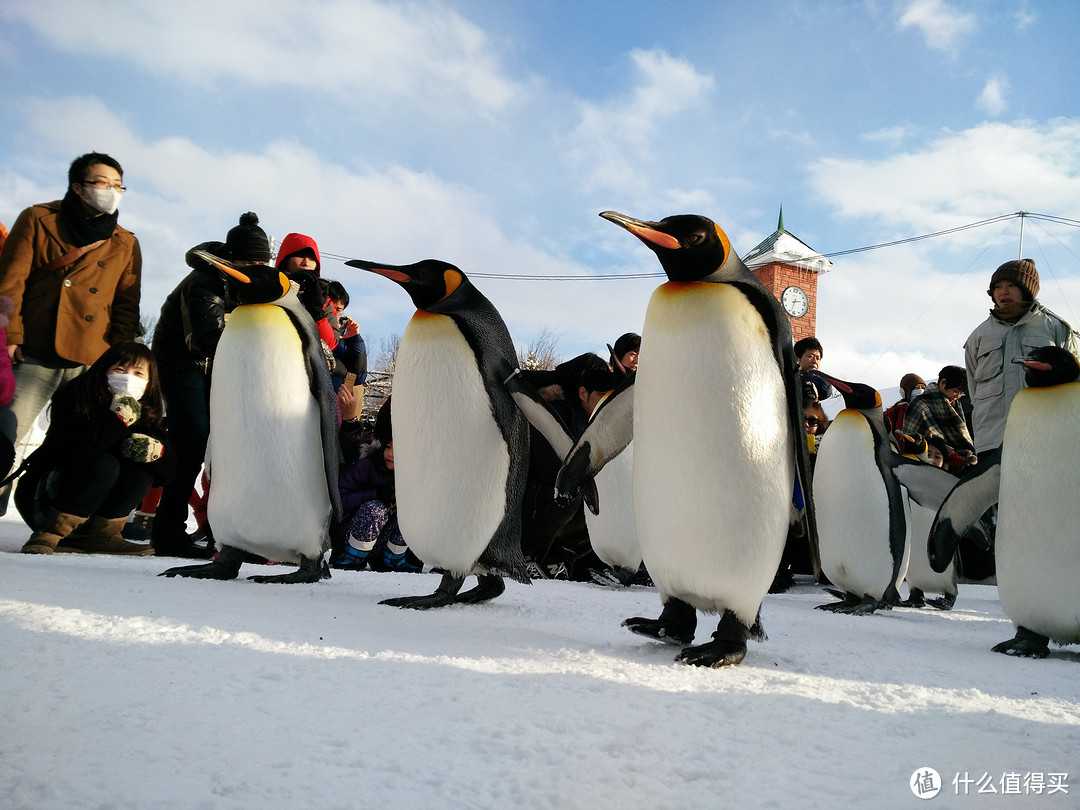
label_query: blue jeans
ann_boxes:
[0,357,87,514]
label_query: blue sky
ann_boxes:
[1,0,1078,388]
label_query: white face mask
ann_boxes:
[909,388,925,400]
[107,373,147,400]
[80,185,122,215]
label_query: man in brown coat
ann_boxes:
[0,152,141,503]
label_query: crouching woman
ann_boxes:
[16,341,175,554]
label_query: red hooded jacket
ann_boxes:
[275,232,336,349]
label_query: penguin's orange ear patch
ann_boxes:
[442,269,462,299]
[714,223,731,261]
[278,272,291,299]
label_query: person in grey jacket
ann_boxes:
[964,258,1079,453]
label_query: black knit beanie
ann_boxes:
[988,258,1039,301]
[225,212,271,263]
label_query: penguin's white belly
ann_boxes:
[392,312,509,573]
[815,411,906,600]
[208,305,331,562]
[586,442,641,572]
[904,497,955,596]
[996,385,1080,644]
[634,283,791,623]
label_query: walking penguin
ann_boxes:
[556,211,818,667]
[161,251,341,583]
[345,257,530,608]
[930,346,1080,657]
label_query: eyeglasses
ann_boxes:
[82,179,127,192]
[805,417,822,427]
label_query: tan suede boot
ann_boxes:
[56,515,155,556]
[21,509,89,554]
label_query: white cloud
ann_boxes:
[806,119,1080,235]
[0,94,649,360]
[565,48,714,196]
[2,0,523,119]
[860,125,916,145]
[896,0,977,53]
[976,76,1008,116]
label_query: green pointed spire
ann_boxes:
[777,205,784,232]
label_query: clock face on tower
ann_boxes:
[781,286,809,318]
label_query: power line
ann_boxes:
[324,212,1079,281]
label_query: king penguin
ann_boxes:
[504,369,642,583]
[344,258,530,609]
[896,433,957,610]
[161,252,342,583]
[812,373,955,613]
[930,346,1080,657]
[556,211,818,667]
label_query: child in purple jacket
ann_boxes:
[330,435,421,572]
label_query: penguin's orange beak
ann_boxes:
[600,211,681,250]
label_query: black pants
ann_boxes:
[51,450,155,519]
[153,365,210,539]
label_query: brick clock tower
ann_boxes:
[742,209,831,342]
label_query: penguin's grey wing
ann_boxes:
[503,368,575,459]
[733,279,821,581]
[555,375,634,514]
[888,454,960,512]
[280,289,343,522]
[873,437,913,598]
[928,447,1002,573]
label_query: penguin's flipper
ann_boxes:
[555,376,635,510]
[928,447,1002,573]
[675,611,753,668]
[279,291,344,525]
[888,454,960,511]
[248,555,331,584]
[380,572,465,610]
[503,368,574,459]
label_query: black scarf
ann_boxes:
[59,190,119,247]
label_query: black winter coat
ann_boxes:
[152,241,238,371]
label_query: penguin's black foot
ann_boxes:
[588,567,635,588]
[769,565,796,594]
[159,545,244,579]
[380,572,464,610]
[901,588,926,608]
[991,626,1050,658]
[454,574,505,604]
[926,593,956,610]
[816,592,885,615]
[249,555,331,584]
[676,611,752,668]
[623,597,697,646]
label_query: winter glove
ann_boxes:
[121,433,165,463]
[110,394,142,427]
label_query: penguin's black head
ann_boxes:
[1013,346,1080,388]
[191,250,290,305]
[815,370,882,411]
[345,258,470,312]
[600,210,737,282]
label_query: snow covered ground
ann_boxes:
[1,509,1077,809]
